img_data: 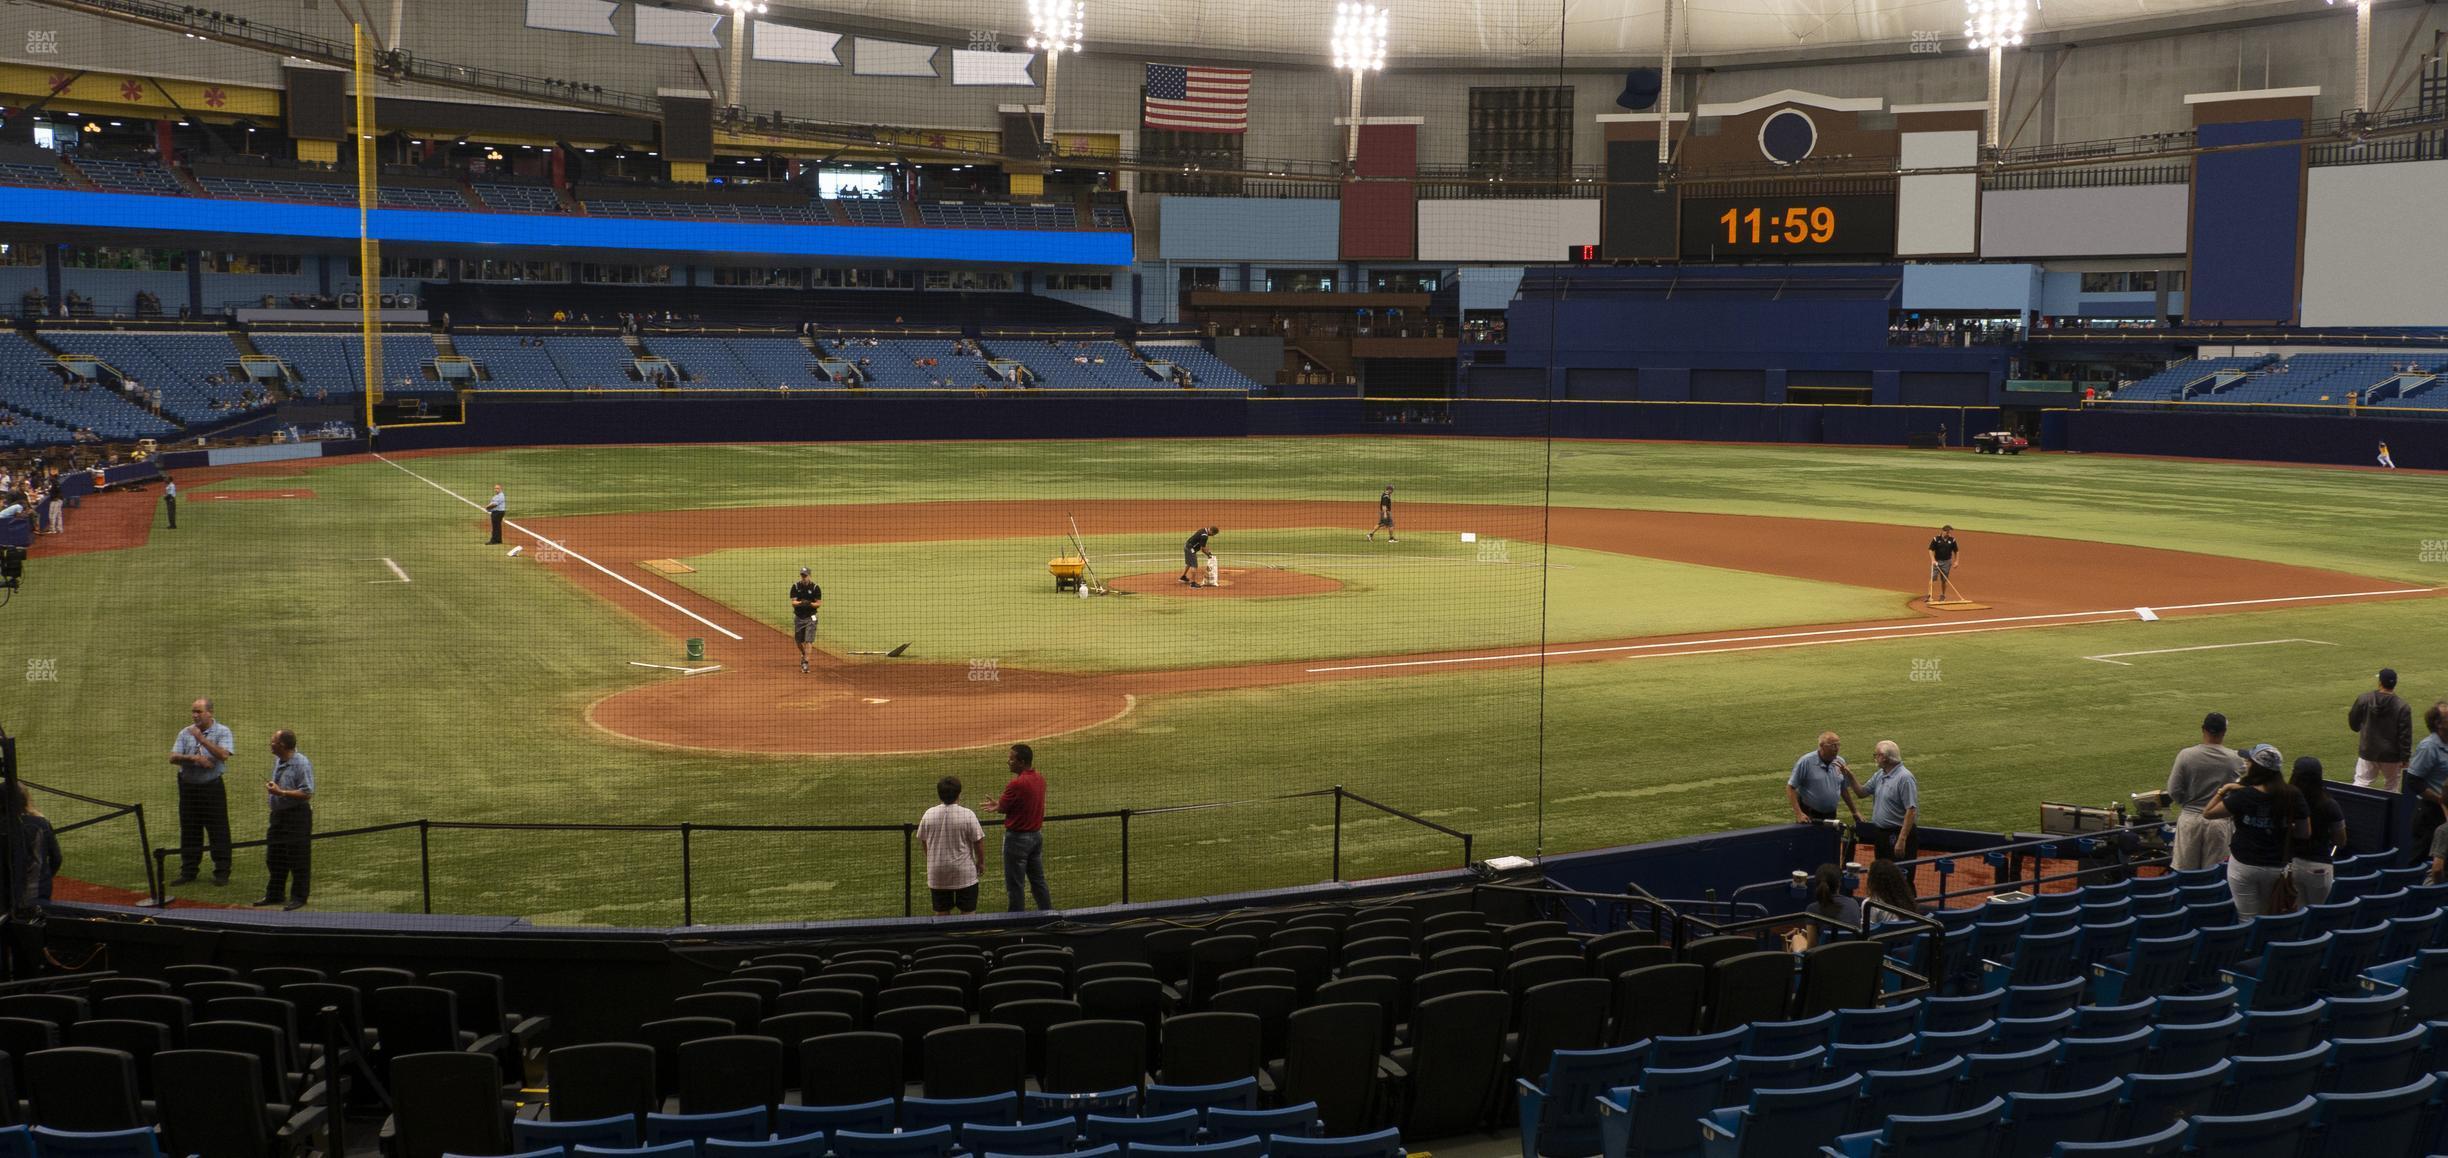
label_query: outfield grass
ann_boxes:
[669,530,1902,672]
[14,439,2447,926]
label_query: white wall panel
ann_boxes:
[1979,185,2189,257]
[1415,200,1599,262]
[2301,160,2448,326]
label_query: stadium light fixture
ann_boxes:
[2327,0,2372,114]
[1963,0,2027,150]
[717,0,769,121]
[1028,0,1085,146]
[1332,1,1389,164]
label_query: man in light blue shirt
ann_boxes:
[169,697,235,885]
[1787,731,1862,824]
[1860,740,1920,862]
[257,729,315,910]
[486,484,506,545]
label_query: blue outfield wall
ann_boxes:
[0,187,1134,266]
[375,394,2005,449]
[2057,406,2448,468]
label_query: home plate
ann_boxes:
[862,697,892,705]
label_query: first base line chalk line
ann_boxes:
[2082,638,2337,666]
[1303,587,2436,674]
[376,454,745,641]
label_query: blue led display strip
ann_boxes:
[0,187,1135,266]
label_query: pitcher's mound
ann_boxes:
[1108,569,1344,598]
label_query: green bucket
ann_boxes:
[686,638,705,662]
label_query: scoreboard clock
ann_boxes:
[1678,193,1897,259]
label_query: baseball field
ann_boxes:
[18,437,2446,926]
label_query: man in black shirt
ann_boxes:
[1926,525,1961,603]
[789,567,823,673]
[1368,486,1396,542]
[1180,526,1217,587]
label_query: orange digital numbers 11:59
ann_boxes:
[1718,205,1838,246]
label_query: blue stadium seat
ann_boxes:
[2071,1000,2154,1037]
[1818,1096,2001,1158]
[1990,1011,2075,1052]
[774,1100,896,1145]
[1132,1142,1262,1158]
[2144,1013,2240,1074]
[1517,1041,1647,1157]
[1832,1003,1921,1044]
[2384,912,2445,960]
[2049,1120,2186,1156]
[702,1135,824,1158]
[2238,1002,2328,1056]
[2216,1043,2331,1112]
[1205,1104,1320,1144]
[27,1128,159,1158]
[2245,911,2312,955]
[1914,1022,1996,1064]
[1983,928,2078,990]
[1742,1013,1834,1056]
[957,1118,1079,1155]
[2304,1074,2436,1158]
[2152,988,2236,1025]
[1849,1057,1966,1129]
[2225,935,2329,1011]
[1647,1026,1750,1071]
[2115,1060,2230,1136]
[2050,1029,2151,1091]
[832,1125,957,1158]
[2313,925,2391,995]
[1826,1035,1915,1076]
[1024,1089,1137,1124]
[903,1093,1020,1132]
[513,1115,640,1154]
[1958,1042,2057,1109]
[644,1108,766,1147]
[1267,1129,1404,1158]
[1594,1058,1732,1158]
[2181,1095,2316,1158]
[1996,1078,2121,1158]
[2091,932,2197,1004]
[0,1128,28,1158]
[1696,1073,1861,1158]
[1081,1109,1200,1151]
[2319,986,2407,1038]
[2187,926,2253,991]
[1143,1078,1259,1119]
[574,1146,691,1158]
[2002,979,2086,1020]
[1921,992,2004,1034]
[2323,1024,2426,1093]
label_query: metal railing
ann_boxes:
[1982,165,2189,191]
[29,779,156,901]
[140,785,1472,925]
[1893,822,2174,909]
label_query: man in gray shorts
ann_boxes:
[1180,526,1217,587]
[1926,525,1960,603]
[788,567,822,673]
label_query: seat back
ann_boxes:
[1794,942,1885,1017]
[2323,1025,2425,1094]
[388,1050,509,1158]
[1722,1073,1859,1157]
[2306,1073,2437,1158]
[1704,952,1795,1032]
[1608,964,1702,1045]
[152,1049,269,1158]
[1997,1078,2121,1158]
[1518,1042,1645,1158]
[2183,1095,2316,1158]
[1397,991,1509,1139]
[2218,1043,2331,1112]
[547,1042,659,1125]
[24,1048,142,1132]
[1042,1019,1147,1097]
[1157,1012,1262,1086]
[2117,1060,2230,1136]
[1854,1057,1968,1128]
[1878,1096,2004,1156]
[676,1034,785,1117]
[799,1032,903,1108]
[1615,1058,1733,1158]
[919,1023,1028,1100]
[1277,1004,1381,1135]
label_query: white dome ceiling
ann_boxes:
[776,0,2300,63]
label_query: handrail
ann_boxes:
[137,784,1471,924]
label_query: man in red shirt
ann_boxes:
[986,743,1053,911]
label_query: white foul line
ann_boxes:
[2083,638,2336,666]
[382,557,412,584]
[1303,587,2435,674]
[375,455,744,641]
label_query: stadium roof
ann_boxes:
[781,0,2306,64]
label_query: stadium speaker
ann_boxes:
[1616,68,1661,111]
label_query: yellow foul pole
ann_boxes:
[354,23,384,430]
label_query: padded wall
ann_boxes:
[2187,119,2304,323]
[2300,159,2448,327]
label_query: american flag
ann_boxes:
[1143,63,1251,134]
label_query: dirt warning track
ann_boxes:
[516,500,2425,756]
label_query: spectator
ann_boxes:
[257,728,314,910]
[984,743,1052,912]
[2349,667,2413,791]
[2205,745,2309,919]
[2409,701,2448,857]
[11,782,60,907]
[1859,740,1918,861]
[2167,712,2245,870]
[168,696,236,886]
[917,776,984,917]
[2289,756,2345,908]
[1793,863,1859,947]
[1863,858,1924,918]
[1787,731,1861,825]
